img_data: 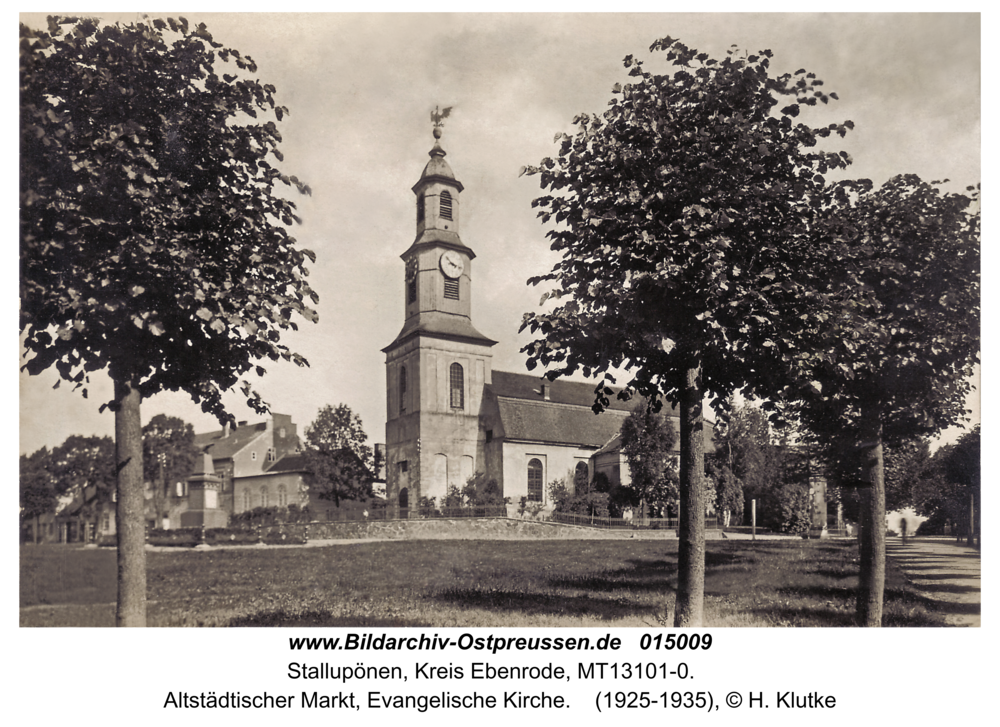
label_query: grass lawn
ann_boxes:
[19,538,947,627]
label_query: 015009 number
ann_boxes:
[639,633,712,650]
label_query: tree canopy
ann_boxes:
[20,15,317,420]
[519,39,854,409]
[302,404,377,505]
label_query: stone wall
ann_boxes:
[304,517,675,541]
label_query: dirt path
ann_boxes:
[886,536,981,627]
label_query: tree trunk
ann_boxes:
[967,490,975,548]
[856,410,885,627]
[114,377,146,627]
[674,360,706,627]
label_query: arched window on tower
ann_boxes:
[439,190,453,220]
[450,363,464,409]
[416,193,425,225]
[527,459,544,502]
[399,366,407,414]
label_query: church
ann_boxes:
[382,121,687,514]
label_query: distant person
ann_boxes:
[900,518,908,543]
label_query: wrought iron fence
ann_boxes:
[318,504,508,522]
[549,512,720,531]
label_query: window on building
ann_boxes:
[486,429,493,443]
[260,486,269,508]
[439,190,453,220]
[267,448,275,462]
[408,278,417,304]
[399,366,407,414]
[243,489,251,512]
[399,460,408,473]
[278,484,287,508]
[575,461,589,492]
[444,278,459,300]
[450,363,464,409]
[416,194,425,224]
[527,459,544,502]
[251,451,257,461]
[101,511,110,533]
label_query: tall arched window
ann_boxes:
[416,194,425,224]
[242,489,251,512]
[260,485,269,508]
[449,362,464,409]
[527,459,544,502]
[399,366,407,414]
[439,190,453,220]
[277,484,287,508]
[574,461,589,492]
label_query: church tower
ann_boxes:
[383,112,496,512]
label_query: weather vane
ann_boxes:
[431,105,452,140]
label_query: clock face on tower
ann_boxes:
[439,250,464,279]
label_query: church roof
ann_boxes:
[488,370,715,451]
[490,370,638,411]
[489,370,638,448]
[495,397,630,449]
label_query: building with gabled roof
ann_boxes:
[192,412,303,517]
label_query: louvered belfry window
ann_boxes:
[439,190,453,220]
[444,278,459,300]
[450,362,464,409]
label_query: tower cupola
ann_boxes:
[413,107,465,242]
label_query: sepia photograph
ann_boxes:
[19,11,980,639]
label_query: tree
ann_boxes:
[50,434,116,498]
[142,414,198,526]
[520,38,854,625]
[912,427,979,545]
[302,404,376,505]
[796,175,979,625]
[20,447,56,543]
[20,16,316,626]
[619,403,679,518]
[712,402,780,524]
[706,462,743,528]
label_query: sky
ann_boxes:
[17,12,982,456]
